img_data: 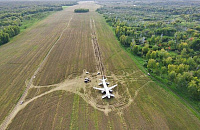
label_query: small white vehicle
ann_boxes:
[86,72,89,74]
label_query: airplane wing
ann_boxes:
[93,87,105,91]
[108,84,117,90]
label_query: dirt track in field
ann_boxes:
[2,1,200,130]
[2,70,151,129]
[1,13,150,128]
[0,15,73,130]
[91,18,105,75]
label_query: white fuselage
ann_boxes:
[93,76,117,99]
[102,78,111,98]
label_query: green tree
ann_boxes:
[152,45,158,51]
[183,72,193,82]
[147,59,157,69]
[149,35,156,45]
[176,73,186,87]
[177,64,189,73]
[120,35,127,46]
[168,71,176,82]
[178,42,188,51]
[115,26,120,38]
[168,64,177,73]
[165,57,173,65]
[187,57,197,70]
[130,39,136,50]
[0,32,10,45]
[161,66,167,75]
[157,49,167,60]
[150,51,157,59]
[142,45,149,55]
[188,79,200,100]
[133,45,139,54]
[181,48,188,58]
[191,39,200,51]
[146,50,151,59]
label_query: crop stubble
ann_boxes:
[0,6,74,124]
[2,1,200,130]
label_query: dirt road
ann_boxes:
[0,15,73,130]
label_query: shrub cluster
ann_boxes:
[74,8,89,13]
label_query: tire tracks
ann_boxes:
[90,18,105,75]
[0,15,73,130]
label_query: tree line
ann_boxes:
[0,1,77,46]
[97,1,200,102]
[0,26,20,45]
[74,8,89,13]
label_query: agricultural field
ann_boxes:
[0,1,75,126]
[0,1,77,46]
[0,1,200,130]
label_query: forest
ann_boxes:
[0,1,77,46]
[97,0,200,111]
[74,8,89,13]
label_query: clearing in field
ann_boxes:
[0,1,200,130]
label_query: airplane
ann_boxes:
[93,76,117,99]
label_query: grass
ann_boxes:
[20,12,55,33]
[62,6,69,9]
[69,94,79,130]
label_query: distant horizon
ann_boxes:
[0,0,78,1]
[0,0,200,1]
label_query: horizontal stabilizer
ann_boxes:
[98,83,103,86]
[102,94,107,99]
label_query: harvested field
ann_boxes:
[0,1,200,130]
[0,5,74,124]
[34,10,97,85]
